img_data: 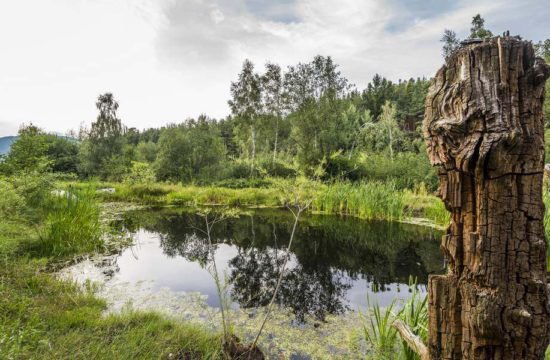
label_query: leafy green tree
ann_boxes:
[361,101,402,160]
[136,141,159,163]
[441,29,460,60]
[154,117,226,183]
[261,62,285,162]
[186,116,227,180]
[229,60,262,174]
[124,127,141,146]
[342,104,372,158]
[284,55,350,111]
[153,126,190,182]
[290,96,363,172]
[44,135,79,173]
[1,124,50,175]
[79,93,128,179]
[469,14,492,39]
[358,74,395,120]
[379,101,400,161]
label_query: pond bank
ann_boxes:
[66,180,450,229]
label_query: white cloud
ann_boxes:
[0,0,548,136]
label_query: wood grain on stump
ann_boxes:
[423,36,550,359]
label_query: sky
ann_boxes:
[0,0,548,137]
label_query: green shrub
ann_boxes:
[0,178,25,218]
[323,153,367,181]
[214,178,273,189]
[11,172,55,209]
[257,156,297,178]
[361,152,438,191]
[123,162,156,185]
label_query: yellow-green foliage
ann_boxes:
[313,181,405,221]
[403,184,450,227]
[66,179,449,226]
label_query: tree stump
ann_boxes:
[423,36,550,359]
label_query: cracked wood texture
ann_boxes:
[423,36,550,359]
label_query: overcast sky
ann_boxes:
[0,0,548,136]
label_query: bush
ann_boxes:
[224,159,252,179]
[214,178,273,189]
[361,152,438,191]
[257,156,297,178]
[8,171,56,220]
[0,178,25,218]
[322,153,367,181]
[123,162,156,185]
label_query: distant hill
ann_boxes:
[0,134,79,156]
[0,136,16,155]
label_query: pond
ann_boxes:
[111,207,444,323]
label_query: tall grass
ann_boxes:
[360,294,398,359]
[397,278,428,360]
[403,184,450,227]
[68,179,450,226]
[361,279,428,360]
[313,181,405,221]
[38,187,103,257]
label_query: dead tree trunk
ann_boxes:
[423,36,550,359]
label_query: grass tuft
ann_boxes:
[37,187,103,257]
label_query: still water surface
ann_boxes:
[113,208,444,321]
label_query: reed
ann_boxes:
[38,187,103,257]
[313,181,405,221]
[403,184,450,227]
[396,278,428,360]
[67,179,451,226]
[360,292,398,359]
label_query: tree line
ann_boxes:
[0,56,435,189]
[2,14,548,193]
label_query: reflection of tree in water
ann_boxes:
[393,243,429,283]
[121,208,443,322]
[161,232,212,266]
[228,246,351,322]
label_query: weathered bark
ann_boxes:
[423,36,550,359]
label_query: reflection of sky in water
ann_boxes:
[114,230,239,307]
[113,228,432,310]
